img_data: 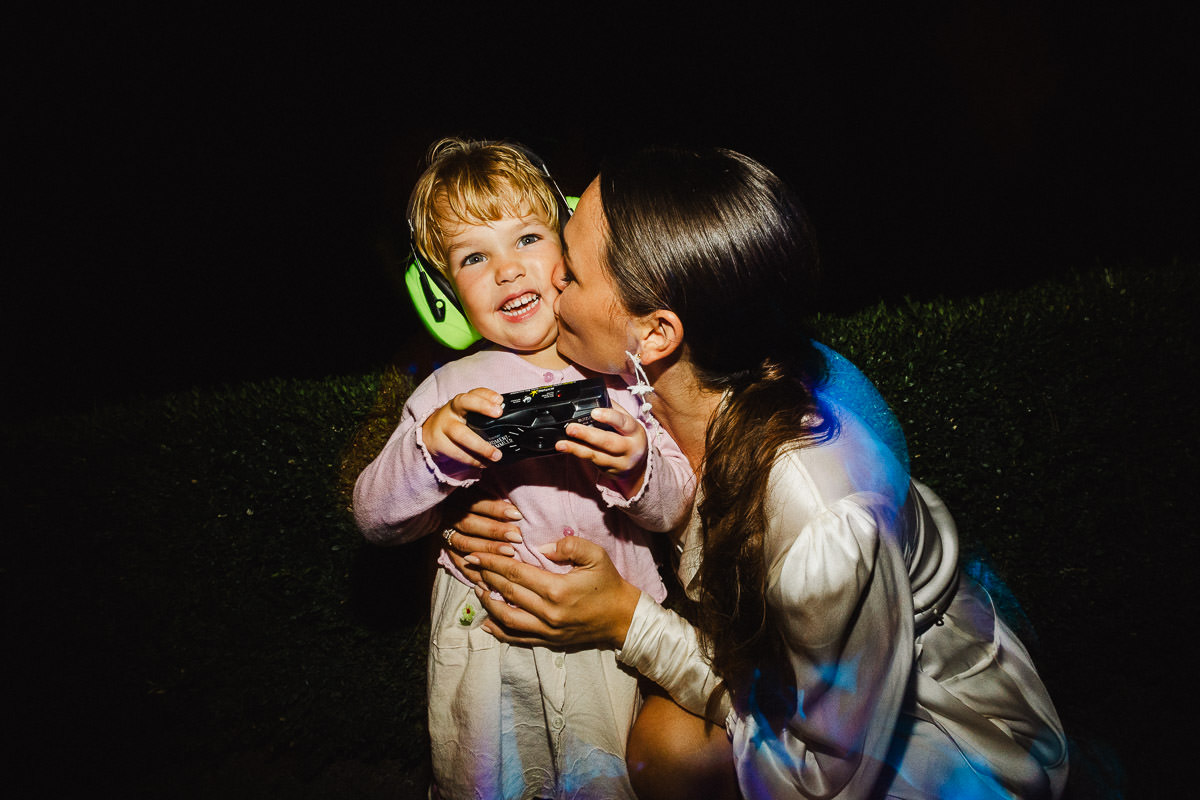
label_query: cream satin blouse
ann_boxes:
[618,403,1068,799]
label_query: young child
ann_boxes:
[352,139,695,800]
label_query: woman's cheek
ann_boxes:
[555,289,578,329]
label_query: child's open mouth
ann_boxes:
[500,292,541,321]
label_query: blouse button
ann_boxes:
[543,371,554,383]
[562,526,575,537]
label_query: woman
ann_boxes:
[448,146,1068,799]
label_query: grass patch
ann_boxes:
[6,264,1196,797]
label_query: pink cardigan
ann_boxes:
[353,349,695,601]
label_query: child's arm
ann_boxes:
[555,401,696,533]
[352,379,505,544]
[554,403,649,495]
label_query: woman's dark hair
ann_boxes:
[599,146,830,715]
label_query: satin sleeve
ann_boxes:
[730,481,913,798]
[616,592,731,725]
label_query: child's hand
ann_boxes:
[554,405,648,494]
[421,388,506,468]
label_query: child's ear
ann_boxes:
[636,310,683,367]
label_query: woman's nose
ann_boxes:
[551,262,568,290]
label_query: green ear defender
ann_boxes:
[403,249,482,350]
[403,145,579,350]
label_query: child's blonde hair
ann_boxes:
[408,138,564,275]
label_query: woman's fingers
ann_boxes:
[445,541,515,584]
[470,550,559,606]
[476,598,558,647]
[442,496,524,577]
[445,549,480,584]
[449,530,517,556]
[458,502,523,541]
[537,533,606,568]
[474,572,570,647]
[465,497,524,524]
[444,498,524,545]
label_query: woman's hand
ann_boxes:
[441,494,524,585]
[556,405,648,495]
[468,535,644,650]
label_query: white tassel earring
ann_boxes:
[625,350,658,433]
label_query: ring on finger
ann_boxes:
[442,527,457,546]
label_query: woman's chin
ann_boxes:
[554,345,610,376]
[554,338,584,367]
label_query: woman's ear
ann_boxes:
[636,310,683,367]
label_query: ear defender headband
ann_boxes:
[404,144,576,350]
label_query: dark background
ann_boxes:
[6,7,1199,797]
[8,3,1198,413]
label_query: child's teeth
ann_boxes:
[503,293,537,312]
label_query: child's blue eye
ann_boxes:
[462,253,485,266]
[518,234,541,247]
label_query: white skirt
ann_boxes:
[426,569,642,800]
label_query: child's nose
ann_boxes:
[496,255,525,283]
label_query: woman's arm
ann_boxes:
[471,536,729,723]
[728,481,912,799]
[619,593,730,723]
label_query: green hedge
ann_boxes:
[6,264,1195,796]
